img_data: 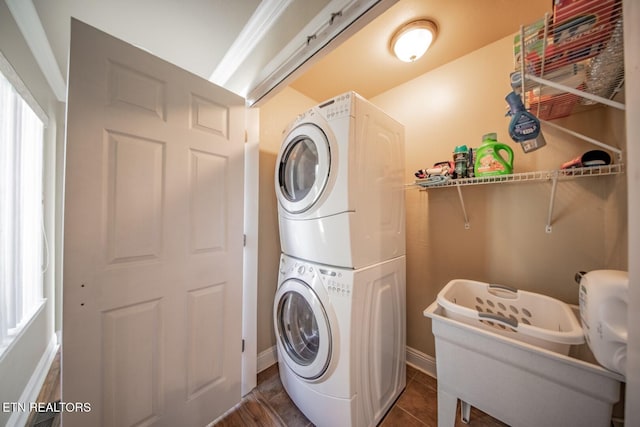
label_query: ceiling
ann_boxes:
[290,0,551,101]
[31,0,261,82]
[19,0,550,105]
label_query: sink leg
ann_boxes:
[460,400,471,424]
[437,388,457,427]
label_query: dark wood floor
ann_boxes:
[26,350,61,427]
[215,362,506,427]
[30,350,506,426]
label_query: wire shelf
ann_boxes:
[412,163,624,189]
[411,163,623,233]
[516,0,625,119]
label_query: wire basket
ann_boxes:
[515,0,624,120]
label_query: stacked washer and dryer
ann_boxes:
[273,92,406,427]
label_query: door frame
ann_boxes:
[242,110,260,395]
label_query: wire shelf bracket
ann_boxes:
[546,171,559,233]
[456,183,471,230]
[541,119,624,162]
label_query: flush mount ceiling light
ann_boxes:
[391,20,437,62]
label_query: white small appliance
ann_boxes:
[578,269,629,377]
[273,253,406,427]
[275,91,405,269]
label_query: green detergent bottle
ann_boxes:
[474,133,514,177]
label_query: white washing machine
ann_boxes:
[273,253,406,427]
[275,91,405,269]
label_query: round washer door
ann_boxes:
[275,123,331,214]
[274,278,331,380]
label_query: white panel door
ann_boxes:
[63,19,245,427]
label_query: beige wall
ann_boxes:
[256,87,317,353]
[372,34,627,356]
[256,35,628,359]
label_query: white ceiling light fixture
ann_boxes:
[391,19,437,62]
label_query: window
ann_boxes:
[0,58,46,356]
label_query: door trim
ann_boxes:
[242,134,259,395]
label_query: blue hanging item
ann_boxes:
[505,91,547,153]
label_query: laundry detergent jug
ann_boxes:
[474,133,514,177]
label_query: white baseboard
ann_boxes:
[257,345,278,373]
[257,344,437,379]
[406,346,437,378]
[7,333,59,427]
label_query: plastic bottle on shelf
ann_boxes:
[474,133,514,177]
[505,91,547,153]
[453,145,469,178]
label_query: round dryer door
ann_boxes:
[276,123,331,214]
[274,278,331,380]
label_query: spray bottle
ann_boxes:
[505,91,547,153]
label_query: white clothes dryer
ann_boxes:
[273,253,406,427]
[275,92,405,269]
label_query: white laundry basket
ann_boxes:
[436,279,584,354]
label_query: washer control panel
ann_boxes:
[318,267,351,297]
[279,256,317,282]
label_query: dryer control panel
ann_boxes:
[317,92,353,121]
